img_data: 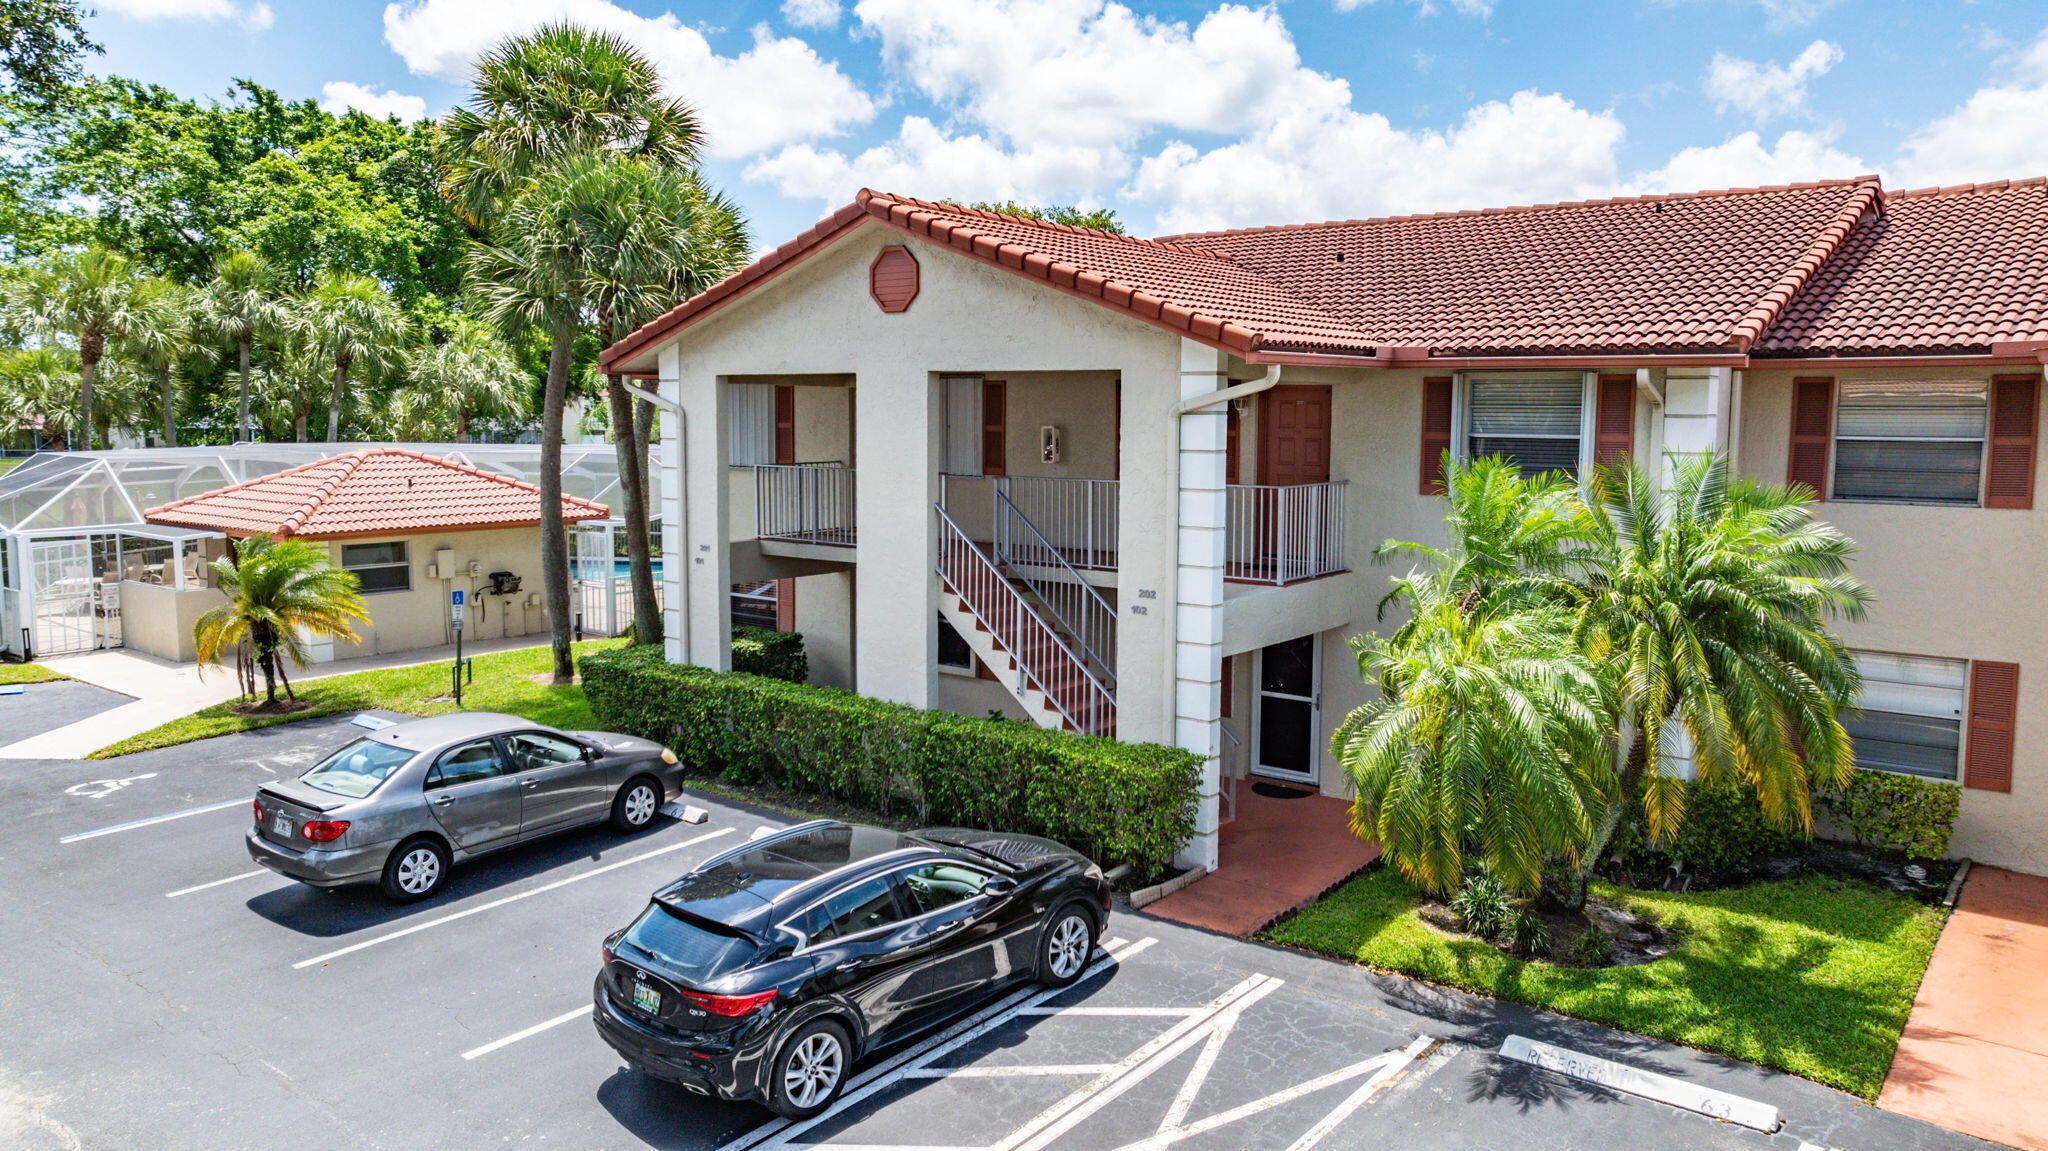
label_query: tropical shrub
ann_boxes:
[1449,873,1516,938]
[730,626,807,683]
[1613,782,1806,876]
[1507,911,1550,957]
[579,645,1200,869]
[1819,771,1961,860]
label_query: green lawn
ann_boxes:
[90,640,626,758]
[0,663,69,685]
[1261,868,1946,1098]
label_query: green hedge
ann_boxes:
[1819,771,1961,860]
[731,626,808,682]
[1613,782,1806,876]
[580,645,1201,869]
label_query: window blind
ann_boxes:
[1832,381,1986,505]
[1843,650,1965,781]
[941,375,982,475]
[1465,375,1584,476]
[727,383,777,466]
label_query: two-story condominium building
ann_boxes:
[600,176,2048,877]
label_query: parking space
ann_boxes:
[0,717,1996,1151]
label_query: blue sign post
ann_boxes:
[450,589,466,704]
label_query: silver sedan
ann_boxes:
[247,712,687,902]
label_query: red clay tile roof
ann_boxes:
[1754,179,2048,356]
[143,449,609,540]
[1162,178,1884,355]
[601,175,2048,367]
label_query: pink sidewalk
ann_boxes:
[1881,865,2048,1150]
[1147,783,1379,937]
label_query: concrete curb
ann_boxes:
[1129,865,1208,909]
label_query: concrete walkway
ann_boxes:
[0,635,548,760]
[1148,781,1380,936]
[1882,865,2048,1150]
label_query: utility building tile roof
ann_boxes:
[143,448,609,540]
[601,175,2048,368]
[1753,179,2048,355]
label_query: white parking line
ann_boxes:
[902,1064,1118,1079]
[166,869,268,898]
[292,827,735,970]
[59,798,247,843]
[462,1005,593,1060]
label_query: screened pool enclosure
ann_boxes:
[0,443,660,659]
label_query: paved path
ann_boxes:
[0,635,548,759]
[1150,783,1378,936]
[1882,865,2048,1149]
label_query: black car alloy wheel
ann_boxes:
[1038,903,1094,987]
[769,1019,850,1119]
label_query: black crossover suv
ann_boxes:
[592,819,1112,1118]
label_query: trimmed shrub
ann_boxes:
[1819,770,1961,860]
[1449,874,1514,939]
[1613,781,1805,875]
[579,645,1201,869]
[731,626,807,683]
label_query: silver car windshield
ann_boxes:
[302,739,418,799]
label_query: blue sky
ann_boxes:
[85,0,2048,245]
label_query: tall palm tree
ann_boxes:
[290,272,407,441]
[201,250,281,443]
[393,316,530,441]
[194,533,369,707]
[1337,457,1611,895]
[119,276,210,447]
[441,22,709,681]
[15,247,149,450]
[1558,455,1870,905]
[0,345,81,449]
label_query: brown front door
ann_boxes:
[1257,385,1331,486]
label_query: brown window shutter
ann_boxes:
[1986,374,2039,509]
[773,385,795,466]
[981,378,1006,476]
[1787,376,1834,498]
[1225,404,1242,485]
[1965,660,2020,791]
[1420,375,1453,495]
[1220,655,1234,718]
[1594,374,1635,468]
[773,578,796,632]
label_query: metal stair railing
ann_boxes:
[989,485,1118,688]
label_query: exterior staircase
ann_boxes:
[935,505,1116,737]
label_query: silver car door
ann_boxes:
[424,739,522,850]
[506,731,610,832]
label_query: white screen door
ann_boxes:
[1253,634,1320,784]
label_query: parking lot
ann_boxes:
[0,711,1994,1150]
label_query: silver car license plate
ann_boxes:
[632,982,661,1014]
[272,813,292,837]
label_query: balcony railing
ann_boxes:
[1225,481,1348,585]
[992,475,1118,571]
[755,463,856,547]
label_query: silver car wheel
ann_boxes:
[396,847,441,894]
[782,1032,843,1110]
[1048,913,1091,979]
[623,783,657,827]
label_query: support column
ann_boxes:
[665,348,731,669]
[1172,340,1229,873]
[854,371,939,707]
[1658,366,1734,487]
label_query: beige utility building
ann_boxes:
[601,178,2048,877]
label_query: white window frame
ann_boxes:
[340,540,410,595]
[1828,379,1990,508]
[1454,371,1598,477]
[1842,648,1967,785]
[939,374,984,477]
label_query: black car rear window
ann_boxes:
[622,905,759,975]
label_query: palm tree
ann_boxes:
[289,272,407,441]
[441,22,709,681]
[200,250,281,443]
[119,276,211,447]
[194,533,369,707]
[1337,457,1611,895]
[1557,455,1869,905]
[14,247,150,450]
[0,345,81,449]
[393,316,529,441]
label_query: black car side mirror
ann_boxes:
[982,875,1018,899]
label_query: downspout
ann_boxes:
[620,379,687,660]
[1170,364,1283,418]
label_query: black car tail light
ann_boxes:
[681,989,778,1017]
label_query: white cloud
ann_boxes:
[96,0,272,29]
[746,117,1130,206]
[1630,129,1866,194]
[1333,0,1493,16]
[1890,30,2048,188]
[380,0,875,158]
[1703,40,1842,124]
[1657,0,1837,32]
[320,81,429,122]
[782,0,841,29]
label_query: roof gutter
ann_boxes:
[619,377,688,660]
[1241,347,1755,370]
[1170,365,1283,417]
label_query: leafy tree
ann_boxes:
[194,533,369,707]
[12,246,150,448]
[955,199,1125,234]
[290,271,407,440]
[0,0,96,109]
[199,249,281,441]
[390,314,530,442]
[443,22,710,682]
